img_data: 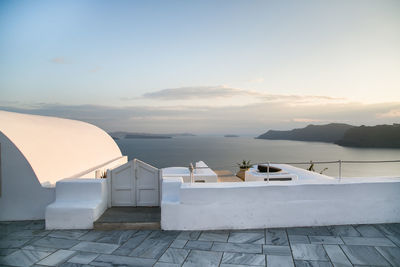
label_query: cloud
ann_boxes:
[142,86,260,100]
[377,109,400,118]
[135,85,345,108]
[293,118,325,123]
[1,101,399,135]
[50,57,67,64]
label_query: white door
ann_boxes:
[111,161,136,206]
[135,159,160,206]
[110,159,160,207]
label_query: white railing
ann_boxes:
[254,159,400,180]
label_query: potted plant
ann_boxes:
[236,160,252,180]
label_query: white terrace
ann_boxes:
[0,111,399,231]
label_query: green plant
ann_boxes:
[237,160,252,169]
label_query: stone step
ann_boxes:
[93,221,160,230]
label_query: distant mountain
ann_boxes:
[224,134,239,138]
[109,131,195,139]
[335,124,400,148]
[125,134,172,139]
[257,123,354,143]
[168,133,196,137]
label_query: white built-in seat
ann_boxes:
[45,178,108,229]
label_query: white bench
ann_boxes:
[45,178,108,229]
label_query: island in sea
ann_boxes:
[256,123,400,148]
[224,134,239,138]
[109,132,195,139]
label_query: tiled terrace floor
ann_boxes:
[1,221,400,266]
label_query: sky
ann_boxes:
[1,0,400,135]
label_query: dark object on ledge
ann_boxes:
[257,165,282,173]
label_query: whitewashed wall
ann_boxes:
[0,132,55,220]
[0,111,123,185]
[0,111,126,221]
[161,176,400,230]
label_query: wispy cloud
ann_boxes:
[137,85,346,107]
[377,109,400,118]
[142,86,260,100]
[292,118,326,123]
[1,101,399,135]
[50,57,67,64]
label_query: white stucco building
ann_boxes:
[0,111,127,221]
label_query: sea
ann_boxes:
[116,136,400,178]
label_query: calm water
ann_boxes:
[116,136,400,178]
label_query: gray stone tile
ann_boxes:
[0,249,51,267]
[112,230,151,256]
[148,230,180,241]
[34,237,80,249]
[6,229,49,239]
[222,252,265,266]
[95,230,136,245]
[59,263,92,267]
[212,242,262,254]
[287,227,331,236]
[77,230,109,242]
[341,236,395,247]
[0,248,17,256]
[198,231,229,242]
[326,225,361,237]
[154,263,181,267]
[170,239,188,248]
[182,249,223,267]
[341,245,390,266]
[36,249,76,266]
[22,245,58,253]
[294,260,332,267]
[0,237,31,248]
[323,244,352,267]
[67,252,99,264]
[91,254,156,266]
[266,229,288,246]
[48,230,88,240]
[386,234,400,247]
[185,240,213,250]
[263,245,291,256]
[289,235,310,244]
[267,255,294,267]
[354,225,385,237]
[159,248,190,264]
[71,241,119,254]
[25,221,45,230]
[228,231,265,244]
[220,264,252,267]
[291,244,329,261]
[129,238,171,259]
[375,246,400,266]
[177,231,201,240]
[375,224,400,236]
[309,236,344,245]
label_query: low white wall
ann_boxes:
[45,178,108,229]
[161,177,400,230]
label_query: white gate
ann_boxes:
[110,159,160,206]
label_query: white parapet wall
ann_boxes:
[161,172,400,230]
[45,178,108,229]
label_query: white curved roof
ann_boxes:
[0,110,123,184]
